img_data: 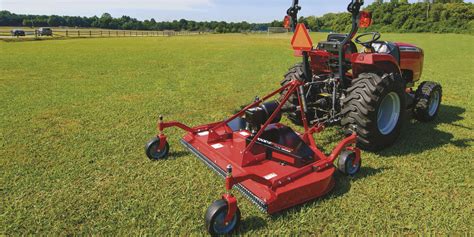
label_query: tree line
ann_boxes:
[0,0,472,34]
[298,1,473,34]
[0,12,269,33]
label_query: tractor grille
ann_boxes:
[180,139,268,213]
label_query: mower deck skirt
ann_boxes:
[180,129,336,214]
[181,139,269,212]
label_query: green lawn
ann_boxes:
[1,33,473,235]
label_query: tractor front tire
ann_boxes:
[413,81,442,122]
[342,73,406,151]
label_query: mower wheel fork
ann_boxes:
[222,194,238,223]
[157,134,167,151]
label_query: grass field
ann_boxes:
[1,33,473,235]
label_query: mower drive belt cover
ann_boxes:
[247,124,314,167]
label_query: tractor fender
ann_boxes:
[351,53,402,79]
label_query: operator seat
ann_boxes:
[327,33,358,54]
[372,41,401,65]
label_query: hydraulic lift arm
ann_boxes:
[286,0,301,32]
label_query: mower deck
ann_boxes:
[146,75,361,235]
[180,122,335,214]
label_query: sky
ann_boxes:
[1,0,473,23]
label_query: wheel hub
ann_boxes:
[428,90,440,116]
[214,211,238,234]
[377,92,401,135]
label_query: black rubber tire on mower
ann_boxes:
[205,199,241,236]
[145,137,170,160]
[279,63,313,125]
[413,81,442,122]
[341,73,406,151]
[337,150,361,176]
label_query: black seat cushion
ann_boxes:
[326,33,358,54]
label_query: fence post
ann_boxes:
[78,30,80,37]
[89,30,92,37]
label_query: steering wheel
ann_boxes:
[355,32,381,47]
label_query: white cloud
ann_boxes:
[1,0,213,15]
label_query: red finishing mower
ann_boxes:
[145,0,442,235]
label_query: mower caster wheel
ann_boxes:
[337,150,361,176]
[205,199,241,236]
[145,137,169,160]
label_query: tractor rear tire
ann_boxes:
[413,81,442,122]
[342,73,406,151]
[279,63,313,125]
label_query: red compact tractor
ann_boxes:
[283,0,443,151]
[145,0,442,235]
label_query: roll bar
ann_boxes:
[286,0,301,32]
[286,0,364,88]
[339,0,364,88]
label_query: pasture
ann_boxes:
[1,33,473,235]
